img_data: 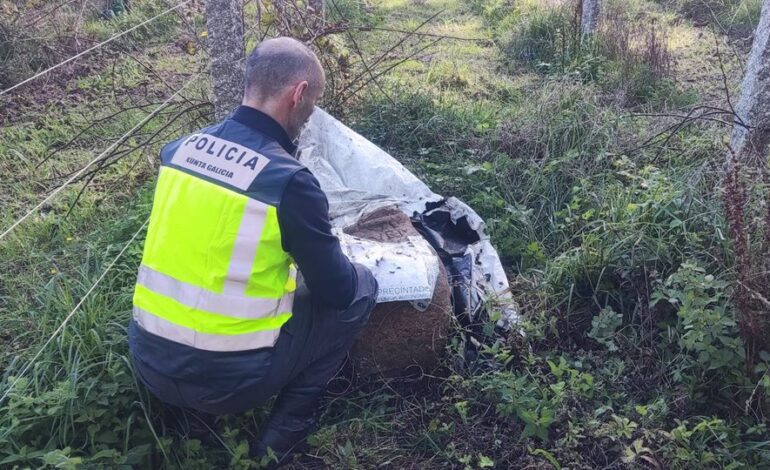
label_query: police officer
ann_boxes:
[128,37,377,464]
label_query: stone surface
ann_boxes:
[205,0,244,120]
[731,0,770,164]
[580,0,602,35]
[345,207,452,377]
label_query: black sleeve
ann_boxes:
[278,169,358,309]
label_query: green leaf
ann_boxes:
[530,448,561,469]
[478,454,495,468]
[123,444,152,465]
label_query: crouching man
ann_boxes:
[128,37,377,465]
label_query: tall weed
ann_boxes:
[491,0,689,107]
[670,0,763,37]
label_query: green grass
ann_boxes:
[2,0,770,468]
[0,0,184,89]
[670,0,764,37]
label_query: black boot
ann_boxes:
[250,412,319,467]
[162,404,216,443]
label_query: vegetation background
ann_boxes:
[1,0,770,468]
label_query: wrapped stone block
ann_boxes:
[344,207,452,377]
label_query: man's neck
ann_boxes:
[232,105,298,155]
[241,100,291,136]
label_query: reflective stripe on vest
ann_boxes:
[133,166,296,352]
[133,306,286,352]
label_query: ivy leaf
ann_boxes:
[478,454,495,468]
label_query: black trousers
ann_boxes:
[133,264,377,417]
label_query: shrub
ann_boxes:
[670,0,763,37]
[485,80,619,268]
[469,353,596,442]
[490,0,687,107]
[0,14,70,89]
[350,87,500,156]
[83,1,181,45]
[499,0,582,73]
[326,0,378,26]
[0,0,181,90]
[595,3,687,107]
[651,261,747,402]
[496,79,613,164]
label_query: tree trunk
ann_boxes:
[580,0,601,36]
[731,0,770,164]
[205,0,244,121]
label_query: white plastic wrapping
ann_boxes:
[335,230,440,303]
[298,108,520,328]
[296,109,441,228]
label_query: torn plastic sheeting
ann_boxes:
[297,108,520,329]
[296,108,440,228]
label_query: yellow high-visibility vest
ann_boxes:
[133,131,300,352]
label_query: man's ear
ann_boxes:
[292,81,309,108]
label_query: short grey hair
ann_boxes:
[244,37,325,102]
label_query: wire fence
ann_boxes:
[0,216,150,407]
[0,72,202,241]
[0,0,194,97]
[0,2,211,406]
[0,0,448,409]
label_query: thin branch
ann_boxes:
[627,105,752,160]
[311,24,492,44]
[34,103,166,169]
[332,10,444,106]
[64,102,210,189]
[328,0,396,107]
[713,30,741,127]
[337,37,444,108]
